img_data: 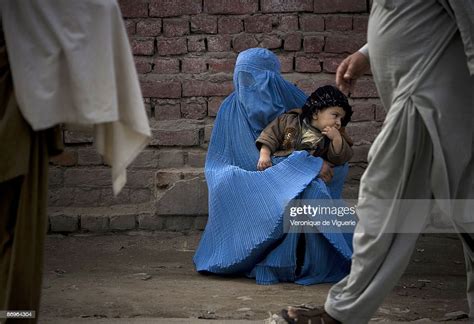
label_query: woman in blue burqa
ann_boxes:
[193,48,354,285]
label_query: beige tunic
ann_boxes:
[0,0,151,195]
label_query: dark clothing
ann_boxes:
[0,36,63,324]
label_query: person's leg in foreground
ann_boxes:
[0,31,63,323]
[284,0,473,323]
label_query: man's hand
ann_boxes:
[319,160,334,183]
[336,51,370,95]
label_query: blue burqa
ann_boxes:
[193,48,353,285]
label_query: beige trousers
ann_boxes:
[325,1,474,323]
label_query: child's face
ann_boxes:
[311,106,346,131]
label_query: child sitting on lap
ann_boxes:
[256,85,353,171]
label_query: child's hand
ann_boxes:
[319,160,334,183]
[257,156,272,171]
[322,126,342,141]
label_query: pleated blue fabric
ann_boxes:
[193,48,353,285]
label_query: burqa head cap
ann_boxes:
[235,48,280,72]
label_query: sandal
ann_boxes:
[281,305,341,324]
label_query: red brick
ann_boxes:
[277,54,294,73]
[325,16,352,31]
[187,151,207,167]
[98,187,130,206]
[181,99,208,119]
[208,58,236,73]
[135,58,153,74]
[64,169,111,187]
[124,20,136,36]
[207,35,232,52]
[347,164,366,182]
[346,121,382,144]
[182,80,233,97]
[295,56,322,73]
[81,214,111,231]
[375,104,387,121]
[208,97,225,116]
[190,15,218,34]
[325,35,365,53]
[136,19,162,36]
[187,36,207,52]
[244,15,272,33]
[126,170,156,188]
[350,102,376,121]
[261,0,313,12]
[141,80,181,98]
[284,33,302,51]
[181,57,208,73]
[322,56,343,73]
[129,189,152,204]
[110,214,137,230]
[156,149,185,168]
[232,34,259,52]
[119,0,148,18]
[277,15,299,31]
[314,0,367,13]
[303,36,324,53]
[74,188,102,207]
[353,16,369,33]
[49,213,79,232]
[152,129,201,146]
[296,78,334,95]
[131,38,155,56]
[163,18,190,37]
[154,100,181,120]
[350,144,370,163]
[77,148,103,165]
[145,101,153,118]
[149,0,202,17]
[50,150,77,167]
[156,169,191,188]
[152,58,180,74]
[129,150,159,169]
[218,17,243,34]
[300,15,324,32]
[203,0,258,14]
[352,79,378,98]
[49,188,75,207]
[259,35,282,49]
[138,214,164,230]
[204,124,213,143]
[64,129,93,144]
[157,38,188,55]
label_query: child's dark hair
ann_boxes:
[301,85,353,127]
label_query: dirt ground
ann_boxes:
[39,232,471,323]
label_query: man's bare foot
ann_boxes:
[281,305,341,324]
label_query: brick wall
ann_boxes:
[47,0,385,233]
